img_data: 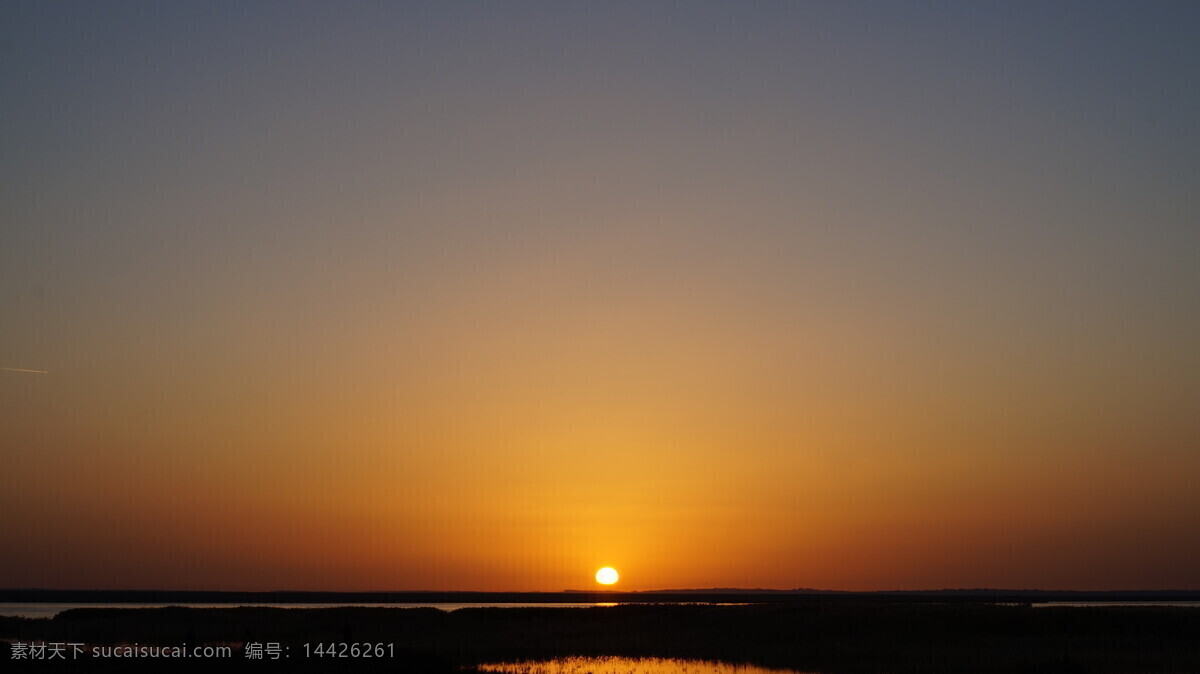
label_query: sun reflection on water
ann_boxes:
[477,655,817,674]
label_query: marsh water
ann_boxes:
[478,656,817,674]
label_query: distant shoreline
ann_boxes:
[4,588,1200,604]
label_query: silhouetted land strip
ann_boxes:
[4,603,1200,673]
[4,588,1200,604]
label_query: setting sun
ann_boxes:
[595,567,619,585]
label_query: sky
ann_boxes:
[2,1,1198,592]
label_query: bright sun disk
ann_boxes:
[595,567,619,585]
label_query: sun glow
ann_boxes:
[595,567,619,585]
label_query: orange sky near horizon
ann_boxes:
[3,2,1199,592]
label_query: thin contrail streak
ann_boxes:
[2,367,48,374]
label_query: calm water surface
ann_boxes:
[479,656,817,674]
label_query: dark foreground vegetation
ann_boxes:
[3,603,1199,673]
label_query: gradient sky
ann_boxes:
[2,1,1198,592]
